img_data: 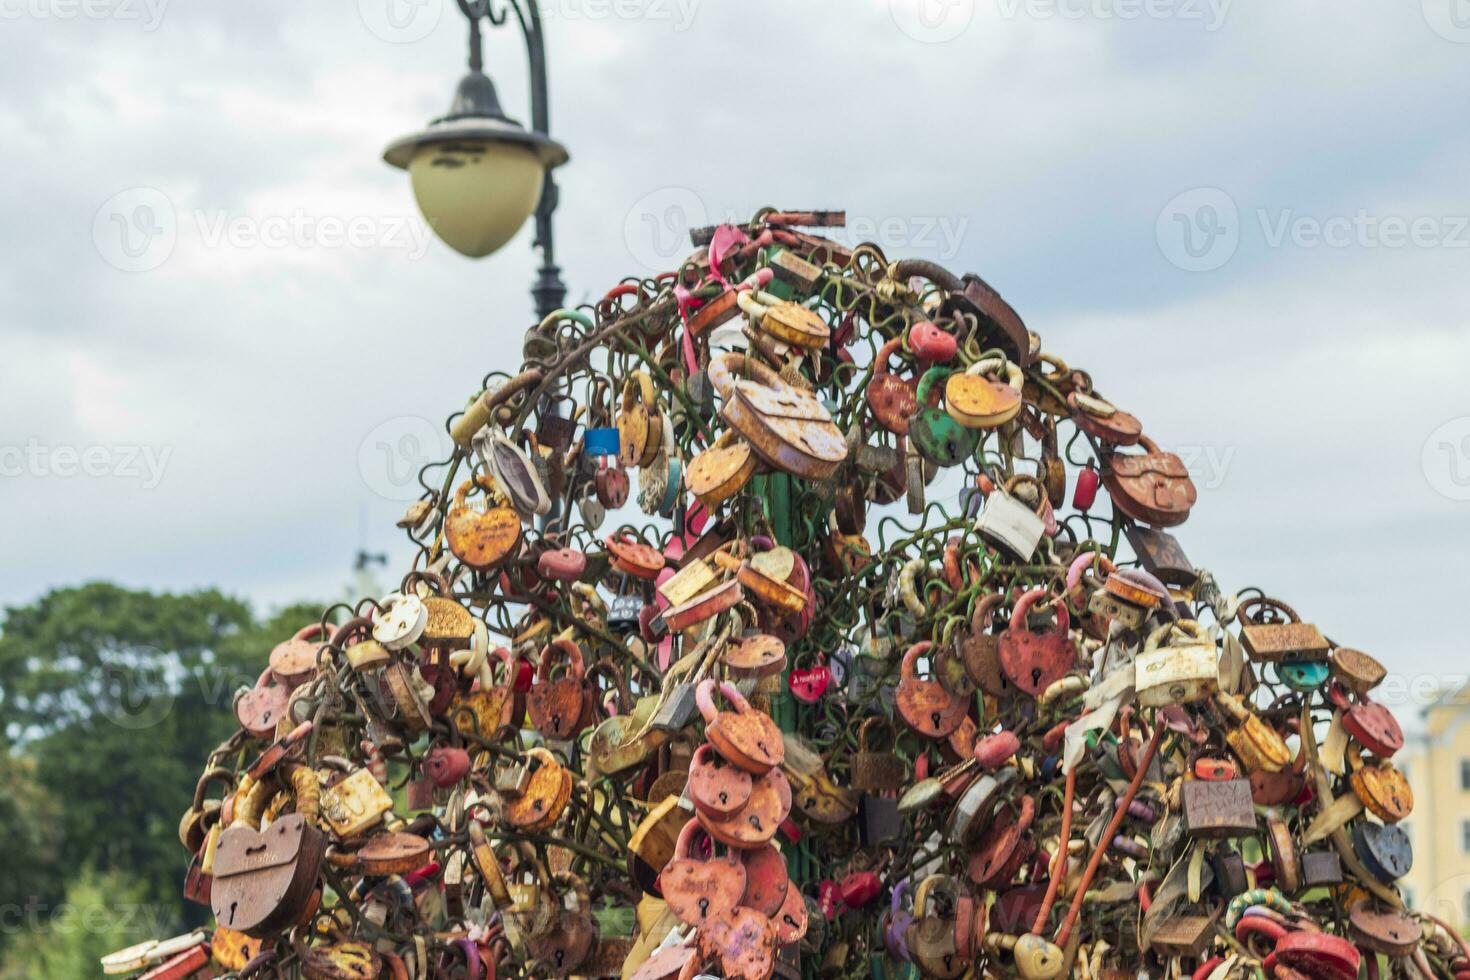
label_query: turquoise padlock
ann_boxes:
[1278,658,1330,691]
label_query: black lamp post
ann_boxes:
[384,0,569,320]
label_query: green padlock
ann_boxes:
[909,367,977,467]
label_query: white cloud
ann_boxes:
[0,0,1466,698]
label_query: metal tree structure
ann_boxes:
[146,208,1458,980]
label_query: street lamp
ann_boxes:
[384,0,569,318]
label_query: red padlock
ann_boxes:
[1073,460,1100,512]
[840,871,882,908]
[788,662,831,703]
[908,320,957,362]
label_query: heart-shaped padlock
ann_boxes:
[998,589,1076,700]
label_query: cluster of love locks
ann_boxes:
[105,208,1465,979]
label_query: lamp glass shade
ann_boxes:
[408,139,544,258]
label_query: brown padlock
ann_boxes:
[660,818,747,927]
[698,679,784,774]
[211,813,326,938]
[697,764,791,850]
[866,337,920,435]
[525,872,599,977]
[688,743,754,817]
[698,905,778,980]
[1100,434,1197,528]
[961,593,1012,698]
[999,589,1077,700]
[1067,390,1142,446]
[504,748,573,832]
[686,430,756,508]
[1182,778,1255,837]
[269,622,329,688]
[527,638,588,741]
[895,640,970,739]
[738,842,791,918]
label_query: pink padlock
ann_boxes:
[974,731,1020,770]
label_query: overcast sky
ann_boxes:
[1,0,1467,719]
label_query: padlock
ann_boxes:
[1235,596,1329,663]
[966,794,1036,889]
[320,765,394,838]
[738,842,790,917]
[1215,692,1291,774]
[998,589,1076,700]
[857,793,901,848]
[895,640,970,738]
[1067,389,1142,446]
[1124,524,1197,588]
[908,319,957,361]
[1134,619,1219,708]
[697,905,777,980]
[1100,433,1197,527]
[867,337,920,435]
[851,716,907,793]
[445,479,522,570]
[687,743,753,817]
[525,872,600,977]
[945,355,1023,429]
[1087,565,1167,629]
[1182,778,1255,838]
[211,813,326,937]
[697,763,790,850]
[739,288,829,350]
[706,351,846,481]
[697,679,784,774]
[908,366,978,467]
[527,638,588,740]
[484,429,553,517]
[905,875,968,980]
[1329,681,1403,759]
[1351,822,1413,882]
[685,430,756,508]
[976,475,1048,560]
[503,747,573,832]
[1347,746,1413,823]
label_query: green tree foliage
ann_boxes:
[0,868,165,980]
[0,750,65,928]
[0,583,322,947]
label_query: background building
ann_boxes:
[1397,685,1470,927]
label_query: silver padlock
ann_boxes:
[975,475,1046,560]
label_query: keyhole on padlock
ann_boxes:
[698,897,710,919]
[718,790,728,805]
[227,900,238,924]
[930,711,942,730]
[748,814,763,831]
[1031,667,1043,687]
[554,950,565,967]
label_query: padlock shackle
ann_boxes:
[899,640,934,682]
[1011,588,1069,635]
